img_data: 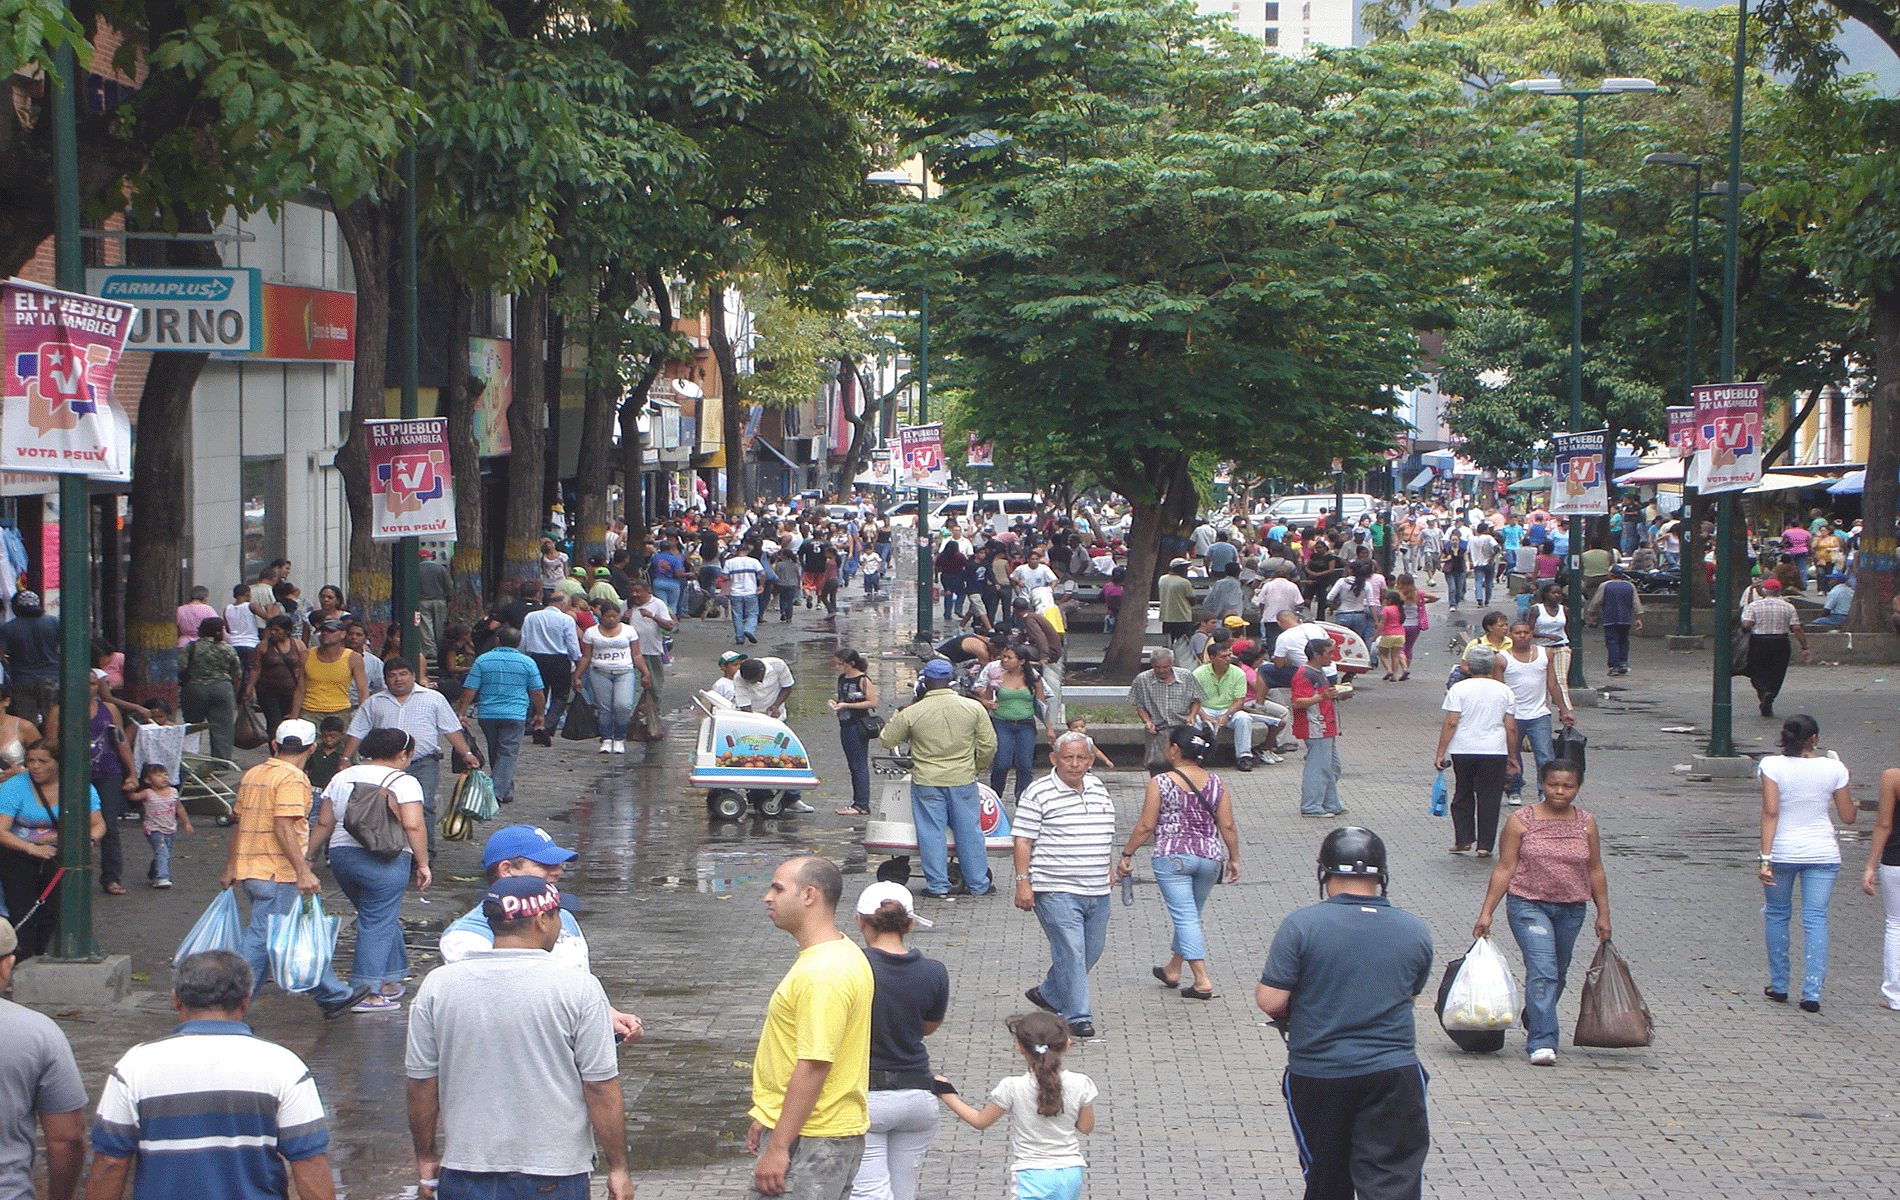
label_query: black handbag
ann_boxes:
[1729,625,1752,676]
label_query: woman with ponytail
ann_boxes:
[1758,713,1856,1013]
[933,1011,1096,1200]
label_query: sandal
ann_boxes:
[103,883,126,896]
[1475,849,1492,858]
[1152,966,1180,987]
[1451,844,1473,853]
[834,807,870,816]
[1180,986,1218,1000]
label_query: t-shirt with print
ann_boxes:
[1290,665,1336,740]
[1759,754,1850,864]
[749,937,873,1138]
[1442,677,1513,756]
[1013,772,1115,896]
[722,555,764,598]
[139,787,182,836]
[990,1070,1097,1173]
[0,999,86,1200]
[582,624,638,673]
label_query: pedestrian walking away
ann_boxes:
[344,658,476,853]
[1859,761,1900,1009]
[749,856,875,1200]
[1740,580,1812,718]
[846,882,947,1200]
[931,1012,1096,1200]
[1584,566,1644,677]
[1435,647,1520,856]
[1758,715,1855,1011]
[1470,759,1612,1065]
[453,627,546,802]
[405,877,630,1200]
[1118,726,1241,999]
[521,595,583,745]
[90,950,336,1200]
[879,660,996,896]
[0,916,86,1200]
[1257,828,1432,1200]
[1014,733,1116,1039]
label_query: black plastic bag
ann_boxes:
[1554,726,1587,776]
[561,700,600,742]
[1434,953,1506,1053]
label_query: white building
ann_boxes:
[1195,0,1362,52]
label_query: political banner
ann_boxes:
[898,423,949,490]
[1692,382,1765,494]
[366,418,456,540]
[1666,406,1696,459]
[2,279,136,476]
[966,432,994,468]
[1550,429,1610,516]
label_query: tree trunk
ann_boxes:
[544,308,565,520]
[334,198,397,620]
[707,280,748,514]
[440,275,486,617]
[1101,453,1197,677]
[572,277,622,567]
[502,281,549,584]
[123,212,222,703]
[1848,287,1899,633]
[618,266,675,547]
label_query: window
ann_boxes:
[241,457,286,580]
[1262,27,1279,44]
[1263,2,1279,18]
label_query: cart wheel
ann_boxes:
[217,814,234,827]
[756,790,787,817]
[707,790,747,821]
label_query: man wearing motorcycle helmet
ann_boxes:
[1256,827,1433,1200]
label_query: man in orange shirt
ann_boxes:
[220,718,370,1017]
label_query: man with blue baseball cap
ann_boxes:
[438,826,641,1040]
[878,659,997,899]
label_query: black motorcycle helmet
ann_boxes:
[1316,826,1389,897]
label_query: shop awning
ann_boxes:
[1507,475,1551,493]
[1613,459,1685,486]
[752,439,797,469]
[1744,474,1835,494]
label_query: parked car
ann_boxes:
[884,500,919,529]
[1265,492,1376,529]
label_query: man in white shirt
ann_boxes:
[1468,527,1500,607]
[521,594,583,745]
[735,656,796,717]
[343,657,477,852]
[622,579,677,755]
[1254,566,1305,642]
[1010,549,1058,600]
[1014,733,1116,1040]
[721,543,766,646]
[1272,611,1337,680]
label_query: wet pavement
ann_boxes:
[33,557,1900,1199]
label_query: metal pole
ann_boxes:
[914,282,932,644]
[396,74,422,662]
[1564,96,1588,690]
[50,39,96,959]
[1708,0,1748,758]
[1678,164,1703,638]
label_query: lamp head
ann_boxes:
[1600,77,1659,92]
[1504,77,1563,92]
[1642,152,1695,166]
[867,170,917,187]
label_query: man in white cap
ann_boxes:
[220,720,370,1017]
[0,918,85,1200]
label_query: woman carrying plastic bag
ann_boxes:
[1470,757,1614,1066]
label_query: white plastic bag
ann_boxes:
[266,894,340,994]
[172,889,242,965]
[1440,936,1521,1031]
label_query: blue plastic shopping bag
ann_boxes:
[172,888,242,965]
[1429,770,1447,817]
[266,893,340,994]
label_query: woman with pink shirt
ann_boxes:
[1471,758,1612,1066]
[174,586,219,647]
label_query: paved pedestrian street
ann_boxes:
[38,582,1900,1199]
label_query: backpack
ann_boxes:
[341,770,409,860]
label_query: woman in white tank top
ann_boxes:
[223,584,262,674]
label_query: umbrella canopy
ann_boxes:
[1744,474,1835,494]
[1614,459,1686,486]
[1829,470,1866,495]
[1507,475,1552,493]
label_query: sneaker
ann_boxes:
[599,739,613,754]
[1507,797,1523,807]
[612,740,627,754]
[1259,751,1284,765]
[1529,1048,1557,1066]
[745,632,758,644]
[320,986,374,1020]
[380,985,407,1001]
[151,878,173,889]
[1025,987,1057,1014]
[352,994,402,1014]
[1235,756,1255,773]
[1067,1019,1097,1039]
[787,799,816,814]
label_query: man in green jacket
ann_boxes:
[880,659,998,899]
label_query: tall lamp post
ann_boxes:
[1505,76,1658,690]
[868,169,935,644]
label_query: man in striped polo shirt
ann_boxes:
[1014,732,1117,1039]
[89,950,334,1200]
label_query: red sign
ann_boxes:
[252,284,355,361]
[1,281,136,475]
[1666,406,1695,457]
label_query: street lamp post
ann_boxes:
[868,169,935,644]
[1506,77,1658,691]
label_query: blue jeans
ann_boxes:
[862,571,881,593]
[408,755,441,856]
[1764,862,1839,1002]
[989,718,1038,800]
[1506,713,1554,799]
[146,831,174,881]
[942,590,965,621]
[910,783,989,896]
[1152,853,1221,961]
[1603,623,1632,668]
[1475,563,1495,605]
[237,879,353,1006]
[1445,569,1467,607]
[777,586,795,619]
[1620,525,1641,555]
[1300,737,1343,815]
[438,1171,588,1200]
[651,576,683,612]
[839,720,872,811]
[1033,891,1110,1022]
[479,718,526,802]
[730,593,760,642]
[589,668,636,740]
[1505,894,1586,1055]
[327,845,412,989]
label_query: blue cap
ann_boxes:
[921,659,955,681]
[481,876,576,920]
[481,825,579,868]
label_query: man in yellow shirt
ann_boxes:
[219,718,370,1017]
[748,855,873,1199]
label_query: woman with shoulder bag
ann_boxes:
[179,616,243,761]
[829,648,880,815]
[1117,726,1241,1000]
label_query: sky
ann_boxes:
[1673,0,1894,94]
